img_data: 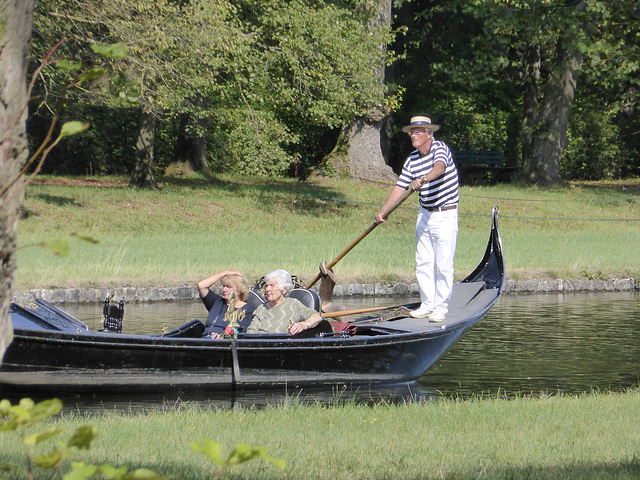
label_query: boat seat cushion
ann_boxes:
[246,290,266,309]
[288,288,321,312]
[162,319,205,338]
[247,288,320,312]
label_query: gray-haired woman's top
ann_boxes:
[247,297,317,334]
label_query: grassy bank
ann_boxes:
[15,175,640,291]
[2,391,640,479]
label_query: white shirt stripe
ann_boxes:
[396,140,459,209]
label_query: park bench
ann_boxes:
[452,150,518,185]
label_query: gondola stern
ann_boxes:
[461,206,505,294]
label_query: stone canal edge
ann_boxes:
[11,277,639,305]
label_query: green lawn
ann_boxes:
[15,175,640,290]
[6,175,640,480]
[1,391,640,479]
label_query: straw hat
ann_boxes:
[401,116,440,134]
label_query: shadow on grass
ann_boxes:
[571,179,640,194]
[28,193,83,207]
[493,460,640,480]
[21,192,83,219]
[27,174,360,219]
[159,174,354,219]
[131,456,640,480]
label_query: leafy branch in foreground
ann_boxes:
[1,398,285,479]
[192,438,286,480]
[18,232,100,258]
[1,41,125,200]
[0,41,124,261]
[0,398,126,479]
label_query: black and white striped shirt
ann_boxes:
[396,140,459,209]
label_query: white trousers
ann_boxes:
[415,208,458,315]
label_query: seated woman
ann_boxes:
[247,269,323,335]
[197,269,255,338]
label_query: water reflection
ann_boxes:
[41,383,439,415]
[55,291,640,412]
[423,291,640,397]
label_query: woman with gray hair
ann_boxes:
[247,269,323,334]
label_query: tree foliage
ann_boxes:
[26,0,640,182]
[389,0,640,181]
[29,0,393,178]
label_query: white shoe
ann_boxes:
[410,306,433,318]
[428,311,446,323]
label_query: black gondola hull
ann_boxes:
[1,207,504,394]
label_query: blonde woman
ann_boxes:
[197,269,254,338]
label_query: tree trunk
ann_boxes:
[170,95,209,175]
[129,106,159,189]
[0,0,35,363]
[527,38,582,185]
[172,113,207,173]
[521,44,540,171]
[324,0,396,183]
[325,117,397,182]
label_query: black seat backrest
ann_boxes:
[246,290,266,310]
[162,319,205,338]
[288,288,321,312]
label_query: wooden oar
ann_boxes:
[305,184,419,289]
[322,303,415,319]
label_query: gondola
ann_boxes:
[0,207,504,395]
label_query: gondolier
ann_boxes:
[375,115,459,322]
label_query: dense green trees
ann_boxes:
[28,0,392,182]
[25,0,640,184]
[388,0,639,182]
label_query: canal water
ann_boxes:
[52,291,640,411]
